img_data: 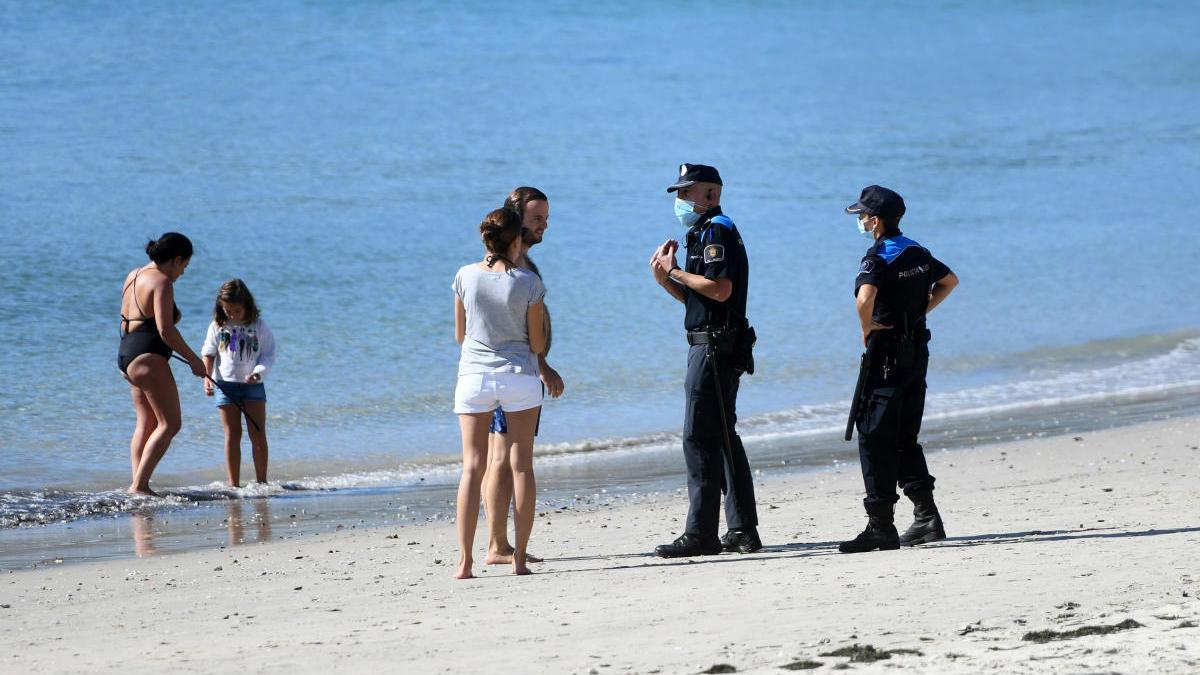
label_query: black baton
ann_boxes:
[844,350,870,441]
[172,354,262,432]
[707,342,738,478]
[845,332,880,442]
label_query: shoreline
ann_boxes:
[4,416,1198,673]
[5,329,1198,494]
[2,380,1199,570]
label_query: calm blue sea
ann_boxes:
[1,1,1199,544]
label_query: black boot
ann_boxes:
[838,501,900,553]
[720,528,762,553]
[654,533,723,558]
[900,489,946,546]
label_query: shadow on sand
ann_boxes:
[521,525,1200,577]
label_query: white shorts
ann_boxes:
[454,372,543,415]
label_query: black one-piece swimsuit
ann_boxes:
[118,270,181,374]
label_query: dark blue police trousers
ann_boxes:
[682,344,758,538]
[855,345,937,506]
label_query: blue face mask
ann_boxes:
[858,216,875,239]
[675,198,701,229]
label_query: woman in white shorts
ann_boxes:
[452,207,547,579]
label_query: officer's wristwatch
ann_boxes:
[667,265,681,281]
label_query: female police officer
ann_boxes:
[649,163,760,557]
[840,185,958,553]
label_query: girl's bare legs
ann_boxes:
[125,355,181,496]
[128,386,158,483]
[219,405,243,487]
[243,400,268,484]
[455,412,491,579]
[502,407,540,576]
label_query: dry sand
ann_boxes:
[3,417,1198,674]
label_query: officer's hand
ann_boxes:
[649,252,667,283]
[652,240,679,273]
[649,241,674,283]
[540,365,564,398]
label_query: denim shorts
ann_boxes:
[213,380,267,408]
[490,382,544,436]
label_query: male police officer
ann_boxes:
[841,185,959,553]
[649,163,760,557]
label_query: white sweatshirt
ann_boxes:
[201,319,277,383]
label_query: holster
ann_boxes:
[688,321,756,375]
[733,325,756,375]
[875,328,931,371]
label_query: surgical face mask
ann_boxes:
[857,216,875,239]
[675,198,701,229]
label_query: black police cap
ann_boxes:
[666,163,723,193]
[845,185,906,220]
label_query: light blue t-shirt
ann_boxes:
[452,263,546,376]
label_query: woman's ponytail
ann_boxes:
[479,208,522,268]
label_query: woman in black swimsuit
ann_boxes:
[119,233,206,495]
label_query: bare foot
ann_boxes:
[512,551,533,576]
[126,486,159,497]
[454,559,474,580]
[485,547,543,565]
[513,550,532,576]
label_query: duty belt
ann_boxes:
[686,331,713,346]
[872,327,932,345]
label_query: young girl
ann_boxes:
[452,208,546,579]
[201,279,277,487]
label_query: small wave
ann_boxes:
[0,489,188,528]
[0,462,470,530]
[520,336,1200,452]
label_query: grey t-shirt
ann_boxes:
[452,263,546,376]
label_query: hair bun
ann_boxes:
[145,232,194,263]
[478,208,523,259]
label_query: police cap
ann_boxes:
[845,185,906,220]
[666,163,723,193]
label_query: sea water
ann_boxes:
[1,1,1198,564]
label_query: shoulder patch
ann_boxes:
[858,259,876,275]
[704,244,725,264]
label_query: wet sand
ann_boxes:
[4,417,1198,673]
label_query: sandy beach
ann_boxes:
[4,416,1198,674]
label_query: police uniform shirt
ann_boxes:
[854,231,951,330]
[684,208,749,331]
